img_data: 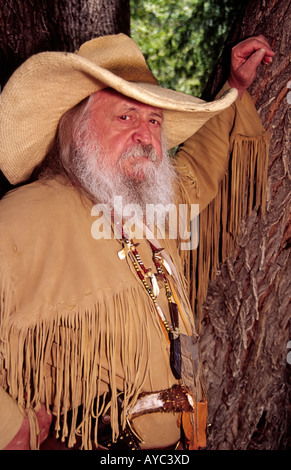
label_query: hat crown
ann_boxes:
[76,34,158,85]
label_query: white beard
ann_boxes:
[71,138,177,222]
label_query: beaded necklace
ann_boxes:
[117,232,182,380]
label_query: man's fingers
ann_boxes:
[236,48,266,86]
[228,35,275,97]
[262,52,274,65]
[246,48,268,69]
[233,37,274,63]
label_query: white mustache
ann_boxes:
[118,144,158,164]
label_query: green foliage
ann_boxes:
[130,0,244,96]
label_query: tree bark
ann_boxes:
[0,0,130,89]
[200,0,291,450]
[0,0,130,197]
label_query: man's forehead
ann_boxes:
[91,88,163,116]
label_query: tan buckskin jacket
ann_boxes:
[0,85,269,449]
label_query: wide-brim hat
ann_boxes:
[0,33,237,185]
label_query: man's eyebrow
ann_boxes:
[150,111,164,120]
[119,105,163,119]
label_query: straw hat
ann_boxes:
[0,34,237,185]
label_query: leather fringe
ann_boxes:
[0,286,155,450]
[181,136,269,333]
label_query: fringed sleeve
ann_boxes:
[0,249,41,450]
[174,83,270,330]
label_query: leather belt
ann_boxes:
[97,384,195,450]
[41,384,194,450]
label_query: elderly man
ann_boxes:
[0,34,273,450]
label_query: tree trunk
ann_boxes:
[0,0,130,89]
[200,0,291,450]
[0,0,130,197]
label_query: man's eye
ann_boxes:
[119,115,130,121]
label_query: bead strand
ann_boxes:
[127,246,172,333]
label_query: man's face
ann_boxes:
[84,89,164,180]
[69,89,175,214]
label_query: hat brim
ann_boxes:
[0,50,237,184]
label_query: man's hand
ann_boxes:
[228,35,274,98]
[4,404,52,450]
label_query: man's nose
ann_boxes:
[132,121,152,145]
